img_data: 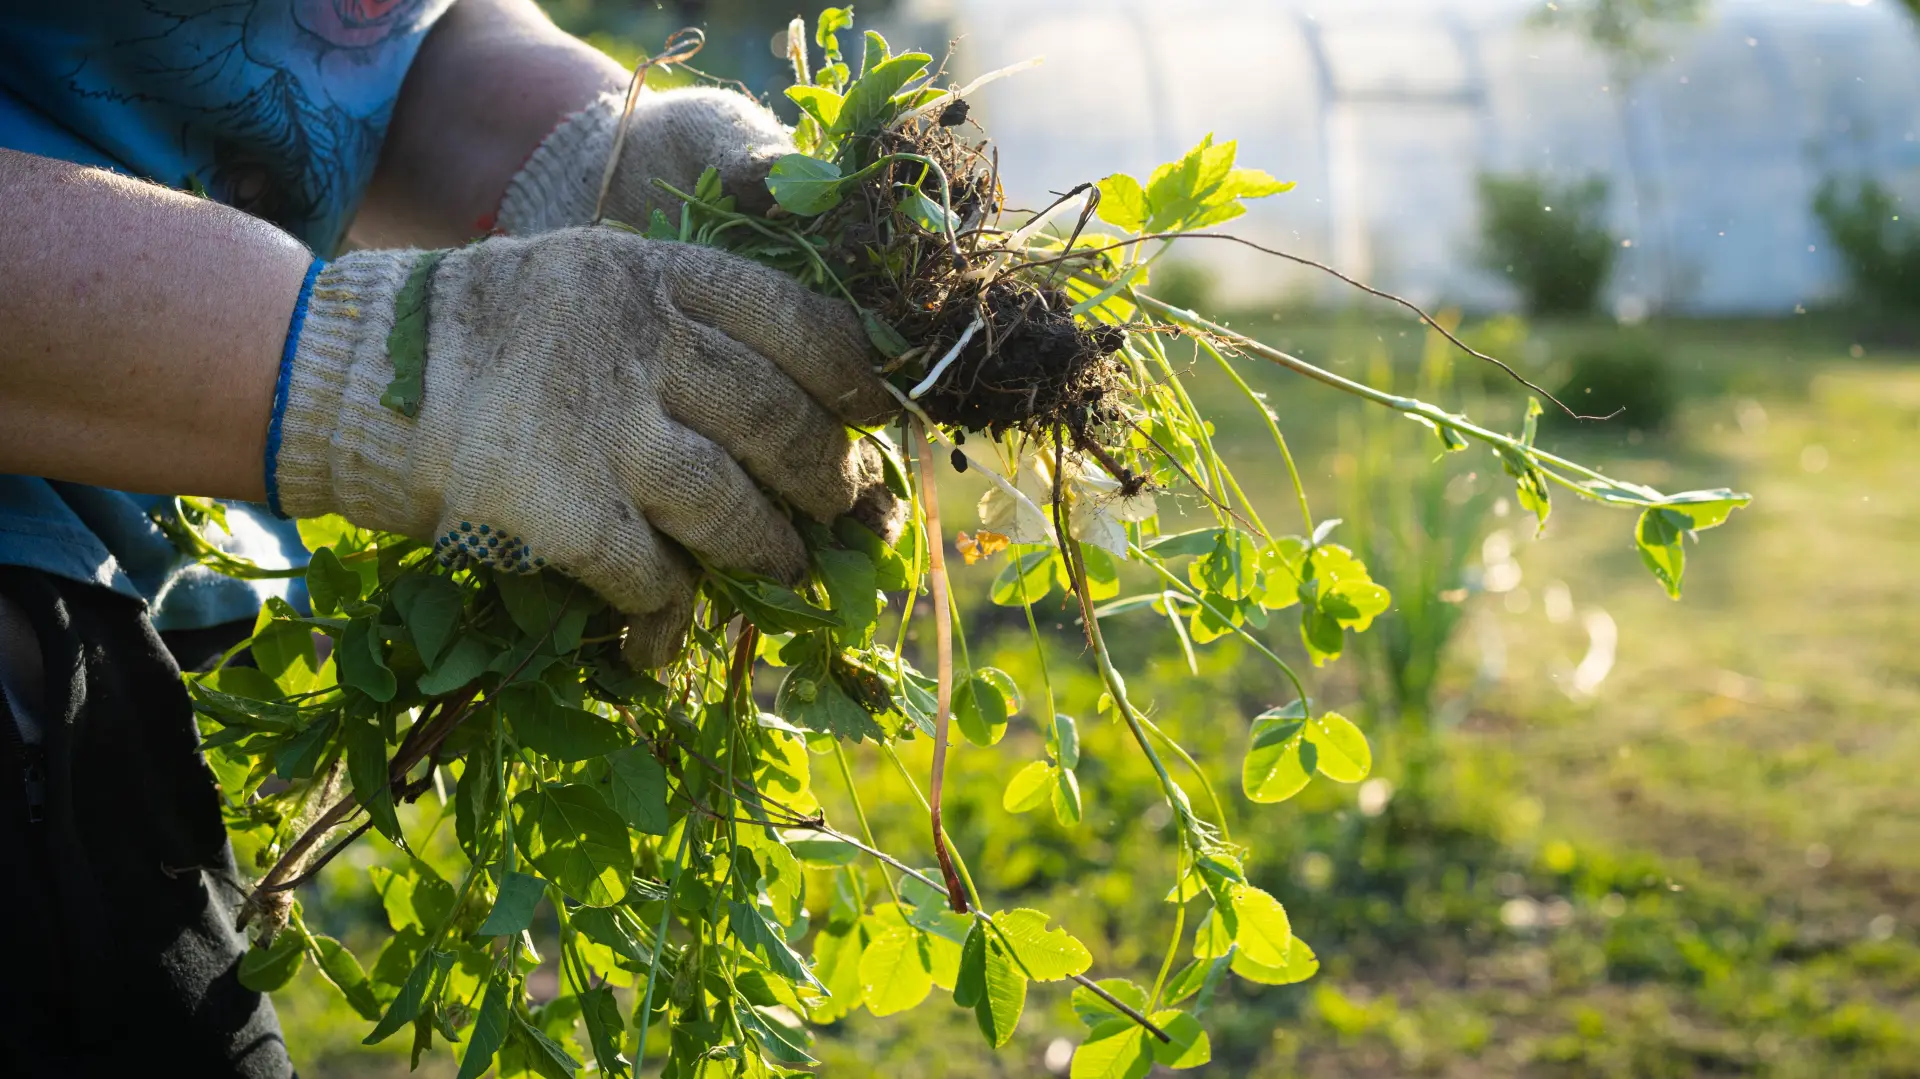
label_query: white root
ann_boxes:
[907,317,986,399]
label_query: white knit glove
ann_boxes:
[497,88,791,235]
[274,227,900,666]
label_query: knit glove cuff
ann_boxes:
[496,92,619,235]
[273,250,440,535]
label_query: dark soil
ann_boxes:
[915,282,1125,435]
[817,115,1129,443]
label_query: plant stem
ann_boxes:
[1137,296,1704,509]
[913,420,970,913]
[1195,333,1315,537]
[832,742,902,907]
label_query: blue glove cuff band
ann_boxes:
[265,257,326,519]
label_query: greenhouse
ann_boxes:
[889,0,1920,312]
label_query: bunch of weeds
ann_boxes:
[163,9,1756,1079]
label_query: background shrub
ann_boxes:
[1812,176,1920,312]
[1477,172,1619,316]
[1547,336,1677,433]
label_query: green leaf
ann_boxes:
[1230,936,1318,985]
[572,907,645,965]
[776,651,886,743]
[1147,527,1224,558]
[605,745,670,835]
[898,189,956,234]
[1071,978,1148,1028]
[785,85,844,131]
[861,29,889,75]
[477,871,547,937]
[1052,766,1084,826]
[379,250,446,417]
[990,547,1057,606]
[1190,530,1261,601]
[1658,489,1751,531]
[371,862,455,932]
[784,829,861,867]
[1242,701,1313,804]
[731,900,825,992]
[833,52,932,136]
[1071,1018,1153,1079]
[345,708,401,841]
[1228,884,1292,968]
[816,6,853,61]
[1498,445,1552,530]
[391,574,463,667]
[364,949,453,1044]
[1149,1010,1211,1068]
[1220,167,1294,200]
[1636,506,1690,599]
[494,571,589,649]
[502,683,630,762]
[765,154,846,216]
[1050,713,1081,769]
[835,516,910,590]
[305,547,361,617]
[953,923,988,1008]
[816,547,879,644]
[811,925,867,1022]
[510,1013,583,1079]
[859,925,935,1016]
[417,635,492,696]
[992,908,1092,981]
[1075,543,1121,601]
[974,934,1027,1048]
[720,573,840,634]
[338,617,396,703]
[954,670,1012,747]
[512,784,631,907]
[238,930,306,992]
[735,999,817,1064]
[860,309,911,360]
[456,975,511,1079]
[1002,760,1054,813]
[311,935,381,1020]
[1095,173,1149,233]
[579,985,630,1078]
[1300,603,1345,666]
[1306,711,1370,783]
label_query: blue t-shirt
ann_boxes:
[0,1,452,629]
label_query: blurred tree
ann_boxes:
[1532,0,1705,63]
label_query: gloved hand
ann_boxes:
[272,227,902,666]
[496,87,791,235]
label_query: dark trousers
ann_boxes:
[0,568,293,1077]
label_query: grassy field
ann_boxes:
[275,311,1920,1077]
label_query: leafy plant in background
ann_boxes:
[1545,336,1677,435]
[1342,315,1498,794]
[1812,176,1920,314]
[1477,171,1619,317]
[166,10,1750,1078]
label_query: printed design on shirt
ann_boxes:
[63,1,447,250]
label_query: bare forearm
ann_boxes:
[0,149,311,501]
[350,0,624,247]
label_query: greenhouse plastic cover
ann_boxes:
[886,0,1920,313]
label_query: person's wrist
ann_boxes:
[272,250,435,531]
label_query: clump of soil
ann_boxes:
[814,106,1130,444]
[914,281,1126,436]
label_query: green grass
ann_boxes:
[278,312,1920,1076]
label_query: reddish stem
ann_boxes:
[914,421,970,913]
